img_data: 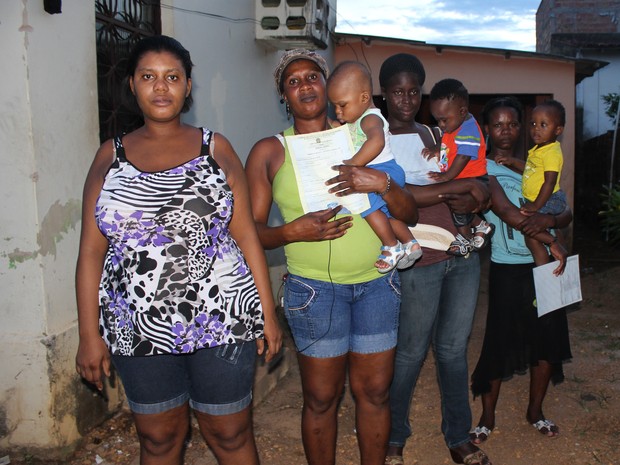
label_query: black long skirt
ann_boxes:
[471,261,572,397]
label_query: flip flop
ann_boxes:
[384,455,404,465]
[469,425,492,444]
[449,444,492,465]
[531,419,559,437]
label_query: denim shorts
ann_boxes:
[283,271,401,357]
[111,342,256,415]
[538,190,567,215]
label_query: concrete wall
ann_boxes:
[0,0,118,455]
[164,0,323,162]
[577,51,620,139]
[335,39,577,207]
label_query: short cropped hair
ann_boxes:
[328,61,372,91]
[429,78,469,105]
[538,99,566,126]
[379,53,426,88]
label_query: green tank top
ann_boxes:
[272,126,382,284]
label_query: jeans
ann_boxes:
[284,271,401,357]
[389,254,480,449]
[111,342,256,415]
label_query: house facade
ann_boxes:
[334,33,604,209]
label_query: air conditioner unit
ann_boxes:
[256,0,336,50]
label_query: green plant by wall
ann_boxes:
[601,93,619,123]
[600,183,620,246]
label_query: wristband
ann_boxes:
[377,172,391,197]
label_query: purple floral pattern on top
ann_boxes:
[96,128,264,356]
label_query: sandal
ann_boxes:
[396,239,423,270]
[471,221,495,251]
[531,418,559,437]
[446,234,473,257]
[376,242,405,273]
[384,455,404,465]
[449,443,492,465]
[469,425,492,444]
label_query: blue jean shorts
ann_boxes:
[111,342,256,415]
[538,189,567,215]
[283,271,401,357]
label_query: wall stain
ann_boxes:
[19,0,33,49]
[3,199,81,268]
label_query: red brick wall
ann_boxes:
[536,0,620,52]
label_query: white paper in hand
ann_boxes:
[533,255,582,317]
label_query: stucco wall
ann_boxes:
[0,0,117,454]
[576,51,620,139]
[164,0,304,161]
[335,39,577,207]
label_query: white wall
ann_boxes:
[576,51,620,140]
[164,0,292,161]
[0,0,107,452]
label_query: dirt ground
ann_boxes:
[7,226,620,465]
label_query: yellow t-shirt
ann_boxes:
[522,141,563,202]
[272,126,382,284]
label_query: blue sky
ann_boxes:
[335,0,542,52]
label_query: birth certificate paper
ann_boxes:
[285,125,371,214]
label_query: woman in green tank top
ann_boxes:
[246,49,418,465]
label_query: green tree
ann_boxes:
[600,92,620,245]
[600,183,620,246]
[601,92,619,122]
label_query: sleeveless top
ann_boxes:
[348,108,394,166]
[272,126,382,284]
[96,128,264,356]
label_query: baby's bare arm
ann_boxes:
[346,114,385,166]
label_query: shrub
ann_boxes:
[600,183,620,246]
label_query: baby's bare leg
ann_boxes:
[524,235,551,267]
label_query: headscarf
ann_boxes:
[273,49,329,97]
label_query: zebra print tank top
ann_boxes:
[96,128,264,356]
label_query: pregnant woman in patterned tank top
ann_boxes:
[75,35,281,465]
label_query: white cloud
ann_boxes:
[334,0,540,51]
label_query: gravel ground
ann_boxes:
[5,228,620,465]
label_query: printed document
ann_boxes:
[285,126,370,214]
[533,255,582,317]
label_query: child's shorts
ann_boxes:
[537,190,567,216]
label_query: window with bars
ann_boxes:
[95,0,161,142]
